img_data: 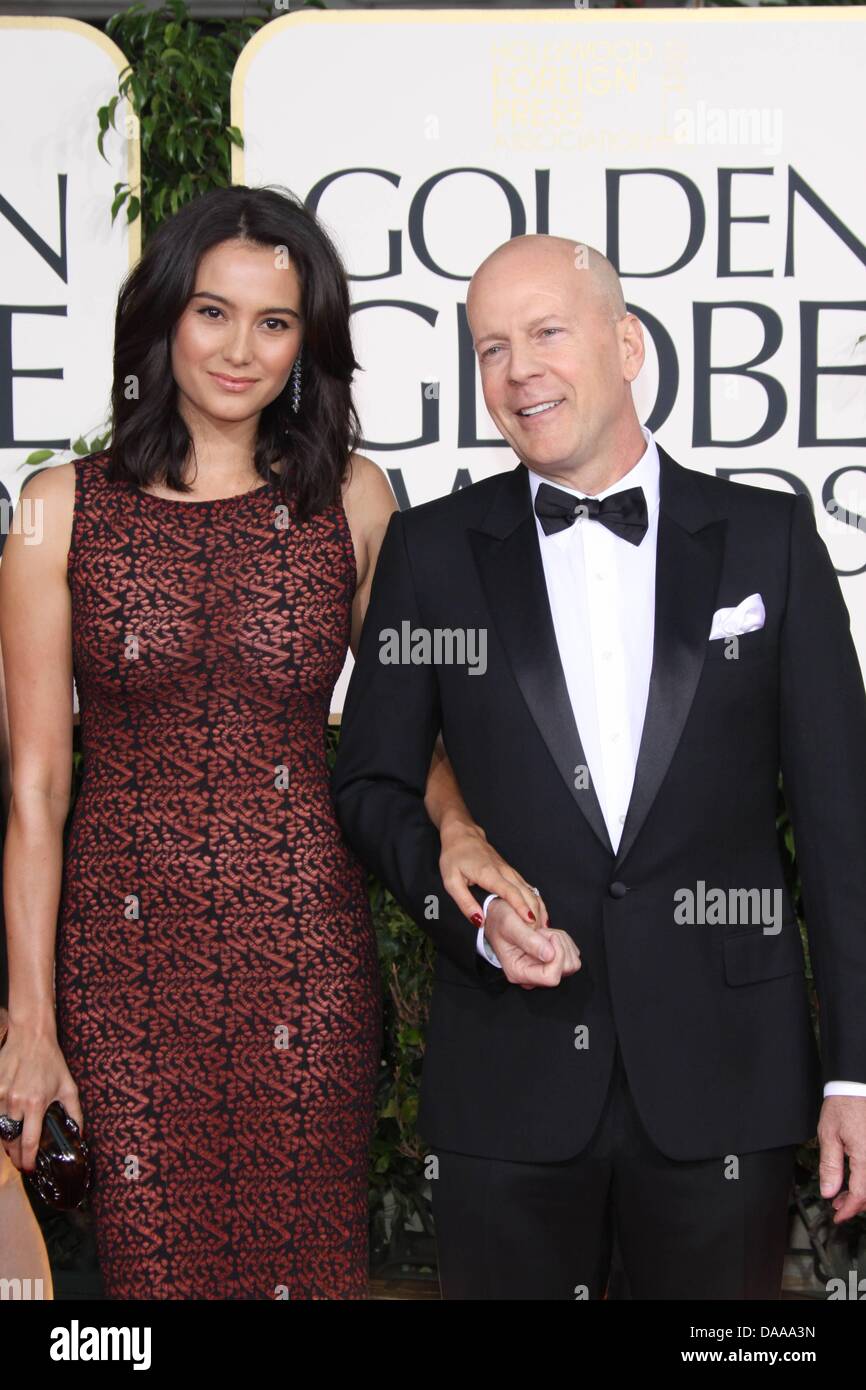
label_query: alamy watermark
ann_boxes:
[379,621,487,675]
[674,881,783,934]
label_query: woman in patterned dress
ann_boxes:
[0,186,545,1299]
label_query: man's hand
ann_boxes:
[484,897,581,989]
[818,1096,866,1223]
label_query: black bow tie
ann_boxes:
[533,481,648,546]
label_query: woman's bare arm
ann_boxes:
[0,601,11,821]
[341,452,398,655]
[423,735,478,837]
[0,463,76,1038]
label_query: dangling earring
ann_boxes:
[290,352,302,414]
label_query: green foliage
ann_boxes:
[20,432,112,473]
[98,0,273,234]
[324,725,433,1255]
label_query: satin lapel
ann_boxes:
[612,450,726,871]
[469,464,615,856]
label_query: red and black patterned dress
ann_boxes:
[54,451,382,1300]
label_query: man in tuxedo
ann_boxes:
[331,236,866,1299]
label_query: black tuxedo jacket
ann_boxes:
[331,446,866,1161]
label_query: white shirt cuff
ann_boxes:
[475,894,503,968]
[823,1080,866,1097]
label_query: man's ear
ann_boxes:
[621,313,645,383]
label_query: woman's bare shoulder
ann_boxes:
[11,461,77,566]
[340,452,398,592]
[341,452,395,511]
[18,459,76,508]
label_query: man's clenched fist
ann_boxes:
[484,898,581,989]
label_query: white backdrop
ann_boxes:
[1,11,864,717]
[233,7,866,709]
[0,16,138,719]
[0,17,138,498]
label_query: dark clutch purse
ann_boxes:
[25,1100,93,1210]
[0,1019,93,1210]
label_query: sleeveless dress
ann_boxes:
[54,451,382,1300]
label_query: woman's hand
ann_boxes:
[0,1011,83,1174]
[438,819,550,930]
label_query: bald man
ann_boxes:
[332,236,866,1300]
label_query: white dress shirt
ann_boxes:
[473,426,865,1099]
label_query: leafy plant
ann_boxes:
[96,0,276,233]
[21,432,111,474]
[323,726,435,1276]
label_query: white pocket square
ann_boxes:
[709,593,765,640]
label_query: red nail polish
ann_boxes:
[470,912,483,926]
[527,910,536,922]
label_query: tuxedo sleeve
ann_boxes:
[779,492,866,1086]
[331,508,496,982]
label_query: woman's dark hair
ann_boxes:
[106,185,362,520]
